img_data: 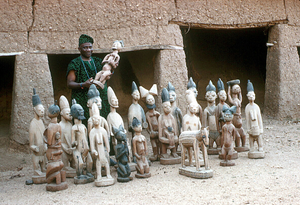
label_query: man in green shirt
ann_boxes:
[67,34,109,126]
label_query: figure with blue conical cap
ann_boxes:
[245,80,264,159]
[187,77,203,124]
[158,88,180,165]
[29,88,47,184]
[227,79,249,152]
[203,80,221,155]
[70,99,94,184]
[128,81,148,163]
[215,78,229,148]
[44,101,68,191]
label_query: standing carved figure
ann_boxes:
[245,80,265,159]
[227,79,249,152]
[89,103,114,187]
[94,40,124,89]
[158,88,180,165]
[132,117,151,178]
[215,78,229,148]
[29,88,47,184]
[44,102,68,191]
[128,81,148,162]
[59,95,76,177]
[140,84,161,161]
[187,77,203,123]
[203,80,220,155]
[112,125,132,182]
[107,86,127,155]
[70,99,94,184]
[220,105,237,167]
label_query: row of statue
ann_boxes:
[28,76,264,191]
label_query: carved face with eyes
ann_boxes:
[247,91,256,102]
[232,84,241,94]
[163,102,171,114]
[205,91,217,103]
[87,97,102,110]
[218,90,227,102]
[146,95,155,106]
[132,90,140,101]
[169,91,176,103]
[34,104,45,117]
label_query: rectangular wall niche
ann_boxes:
[0,56,15,139]
[181,27,268,109]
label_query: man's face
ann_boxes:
[133,124,142,132]
[132,90,140,101]
[146,95,155,105]
[78,42,93,59]
[163,102,171,114]
[218,90,227,102]
[93,115,100,126]
[61,108,72,121]
[169,91,176,103]
[205,91,217,103]
[247,91,256,102]
[34,104,44,117]
[87,97,102,110]
[77,107,85,118]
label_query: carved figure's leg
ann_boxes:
[227,147,233,161]
[188,147,193,166]
[202,143,209,170]
[239,128,247,147]
[194,142,200,170]
[209,137,214,149]
[96,159,101,180]
[249,135,255,151]
[136,160,144,175]
[216,134,221,148]
[32,155,40,172]
[62,152,69,169]
[181,144,186,168]
[235,130,241,147]
[258,135,264,152]
[86,153,93,174]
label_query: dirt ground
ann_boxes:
[0,118,300,205]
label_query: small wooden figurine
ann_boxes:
[203,80,220,155]
[44,102,68,191]
[245,80,265,159]
[158,88,180,165]
[29,88,47,184]
[59,95,76,177]
[140,84,161,161]
[220,105,237,166]
[89,103,114,187]
[94,40,124,89]
[187,77,203,123]
[112,125,132,182]
[132,117,151,178]
[70,99,94,184]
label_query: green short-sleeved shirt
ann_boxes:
[66,56,109,125]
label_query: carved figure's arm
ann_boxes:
[103,132,110,154]
[140,106,148,129]
[257,105,263,133]
[245,106,251,133]
[239,90,242,103]
[227,86,234,105]
[143,136,148,155]
[202,109,208,128]
[132,138,140,160]
[198,104,203,125]
[71,127,77,147]
[146,113,152,134]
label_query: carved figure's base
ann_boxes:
[220,160,235,166]
[179,167,213,179]
[208,148,221,155]
[184,159,204,167]
[129,162,136,172]
[95,177,115,187]
[117,176,133,182]
[149,155,159,162]
[65,168,76,178]
[160,156,181,165]
[135,172,151,178]
[32,173,46,184]
[248,151,265,159]
[234,146,249,152]
[74,175,94,184]
[219,151,238,160]
[46,182,68,192]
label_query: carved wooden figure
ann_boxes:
[29,88,47,184]
[245,80,265,159]
[158,88,180,165]
[220,105,237,166]
[203,80,220,155]
[44,102,68,191]
[70,99,94,184]
[89,103,114,186]
[132,117,151,178]
[59,95,76,177]
[94,40,124,89]
[112,125,132,182]
[187,77,203,123]
[140,84,161,161]
[227,79,249,152]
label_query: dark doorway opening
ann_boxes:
[48,50,157,117]
[181,27,268,109]
[0,56,15,144]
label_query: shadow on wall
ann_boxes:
[48,49,157,117]
[181,27,268,111]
